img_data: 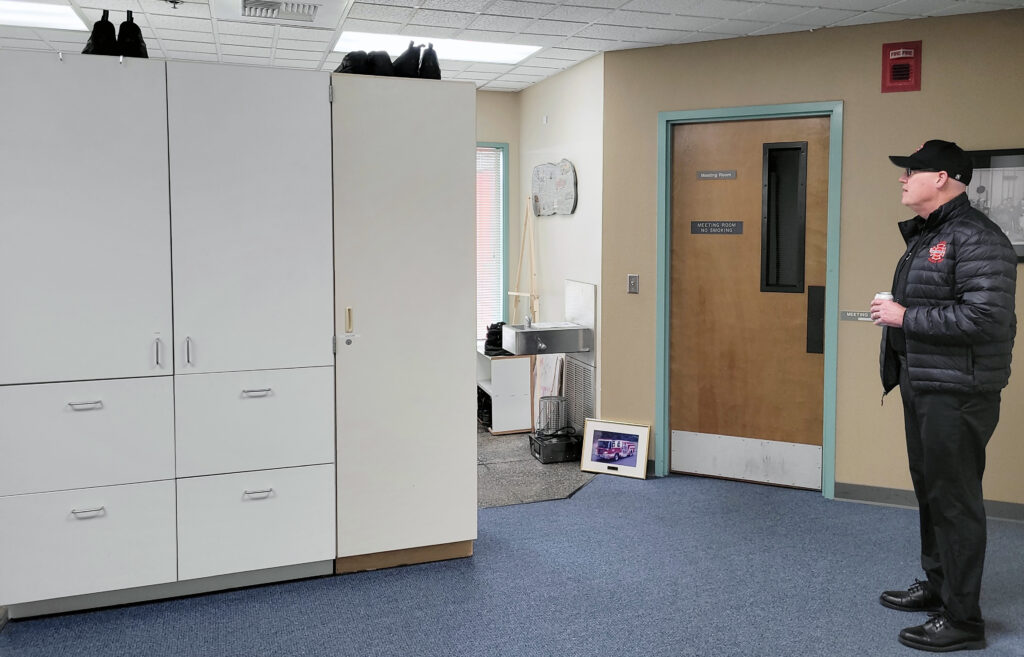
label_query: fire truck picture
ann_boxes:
[595,438,637,461]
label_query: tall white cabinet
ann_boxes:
[333,75,477,566]
[0,53,336,610]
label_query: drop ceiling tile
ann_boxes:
[543,5,608,21]
[217,21,275,37]
[509,64,562,75]
[810,0,891,9]
[736,3,818,22]
[165,49,219,60]
[832,11,911,25]
[525,19,586,35]
[701,18,772,34]
[749,22,812,36]
[340,18,403,33]
[487,1,558,18]
[454,71,498,81]
[348,2,416,23]
[481,80,528,90]
[277,26,333,41]
[402,25,461,38]
[497,72,546,82]
[221,54,270,65]
[0,37,51,49]
[642,28,697,42]
[0,26,35,38]
[421,0,492,11]
[929,1,1010,14]
[147,14,213,31]
[49,40,90,51]
[576,23,649,40]
[520,55,568,67]
[276,38,327,50]
[221,43,272,56]
[162,39,217,52]
[504,33,565,46]
[457,28,527,42]
[542,46,597,60]
[156,27,215,42]
[467,62,514,72]
[81,7,146,24]
[138,0,211,18]
[681,30,737,42]
[604,10,716,30]
[273,58,321,69]
[408,8,477,28]
[559,35,619,49]
[785,8,860,25]
[355,0,418,5]
[566,0,630,8]
[32,28,88,41]
[467,14,535,32]
[623,0,751,18]
[274,48,323,60]
[77,0,140,11]
[219,33,273,47]
[878,0,947,15]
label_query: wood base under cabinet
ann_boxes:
[335,540,474,575]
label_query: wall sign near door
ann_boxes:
[691,221,743,234]
[697,170,737,180]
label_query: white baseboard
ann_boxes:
[671,430,822,490]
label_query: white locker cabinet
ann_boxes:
[334,75,477,558]
[166,62,334,375]
[176,465,336,580]
[0,377,175,496]
[174,367,335,477]
[0,52,173,385]
[0,481,177,606]
[476,347,534,434]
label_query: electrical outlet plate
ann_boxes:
[627,274,639,294]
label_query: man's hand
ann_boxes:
[871,298,906,328]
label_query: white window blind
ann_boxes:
[476,145,505,340]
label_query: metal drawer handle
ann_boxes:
[68,400,104,411]
[241,388,272,397]
[243,488,273,498]
[154,337,162,367]
[71,506,105,517]
[185,337,194,366]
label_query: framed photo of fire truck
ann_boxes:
[580,419,651,479]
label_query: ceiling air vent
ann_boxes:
[241,0,319,21]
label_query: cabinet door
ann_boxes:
[177,464,335,580]
[0,51,172,385]
[175,367,335,477]
[166,62,334,374]
[0,377,175,496]
[334,76,477,556]
[0,481,177,606]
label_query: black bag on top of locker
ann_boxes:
[334,50,367,74]
[364,51,394,77]
[419,43,441,79]
[393,41,423,77]
[81,9,118,56]
[484,321,511,357]
[117,10,148,58]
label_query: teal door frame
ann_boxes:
[654,101,844,498]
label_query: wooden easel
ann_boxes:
[508,198,539,324]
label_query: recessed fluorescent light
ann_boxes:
[0,0,86,30]
[334,31,540,65]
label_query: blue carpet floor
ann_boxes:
[2,474,1023,657]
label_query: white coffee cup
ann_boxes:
[874,292,894,302]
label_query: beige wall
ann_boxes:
[601,10,1024,502]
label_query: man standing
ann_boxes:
[871,140,1017,652]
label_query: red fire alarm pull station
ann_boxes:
[882,40,922,93]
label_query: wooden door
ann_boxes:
[0,52,172,385]
[670,117,829,489]
[166,62,334,374]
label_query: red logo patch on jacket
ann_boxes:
[928,241,948,263]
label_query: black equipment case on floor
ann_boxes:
[529,431,581,464]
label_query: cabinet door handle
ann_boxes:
[243,488,273,498]
[185,337,193,366]
[154,337,162,367]
[71,506,105,517]
[345,307,353,333]
[68,400,104,411]
[241,388,272,397]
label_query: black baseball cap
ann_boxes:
[889,139,973,185]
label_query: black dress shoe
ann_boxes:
[880,579,942,612]
[898,613,986,652]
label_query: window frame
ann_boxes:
[476,142,510,338]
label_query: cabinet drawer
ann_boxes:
[175,367,334,477]
[0,378,175,496]
[177,464,335,580]
[0,481,177,606]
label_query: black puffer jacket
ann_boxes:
[881,193,1017,394]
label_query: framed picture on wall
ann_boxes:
[580,419,650,479]
[965,148,1024,261]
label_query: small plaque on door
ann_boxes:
[691,221,743,234]
[697,170,737,180]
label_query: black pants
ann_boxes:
[898,354,1001,629]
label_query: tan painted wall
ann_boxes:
[601,10,1024,502]
[477,89,521,290]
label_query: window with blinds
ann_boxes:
[476,144,507,340]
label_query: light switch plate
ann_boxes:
[627,274,639,294]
